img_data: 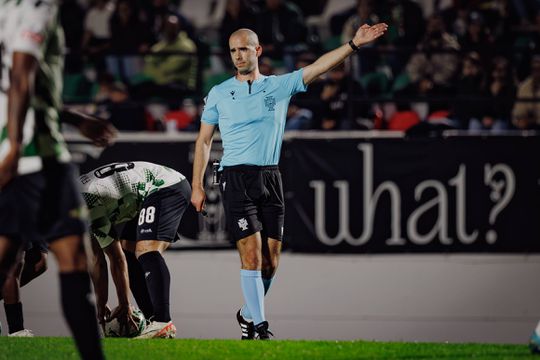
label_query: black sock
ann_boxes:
[4,302,24,333]
[60,272,104,360]
[138,251,171,322]
[124,250,154,319]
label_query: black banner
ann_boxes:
[282,134,540,253]
[68,132,540,252]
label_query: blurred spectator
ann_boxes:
[406,14,460,95]
[342,0,381,76]
[60,0,86,73]
[470,56,516,131]
[93,72,148,131]
[219,0,255,53]
[82,0,114,72]
[134,15,198,101]
[107,0,152,83]
[318,63,368,130]
[251,0,308,70]
[285,101,313,130]
[452,52,485,128]
[144,0,196,44]
[458,11,495,59]
[512,56,540,129]
[384,0,425,76]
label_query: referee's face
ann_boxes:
[229,34,260,75]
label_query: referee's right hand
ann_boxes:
[191,186,206,214]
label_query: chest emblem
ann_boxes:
[264,95,276,112]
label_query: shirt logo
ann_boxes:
[230,91,235,97]
[264,95,276,111]
[238,218,249,231]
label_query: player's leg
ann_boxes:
[240,236,281,319]
[20,242,48,287]
[2,251,33,336]
[122,239,154,320]
[42,162,104,360]
[241,167,285,340]
[134,180,190,339]
[220,167,268,339]
[236,232,267,332]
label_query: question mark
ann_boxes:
[484,164,515,244]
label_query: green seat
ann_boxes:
[391,72,411,93]
[62,73,93,103]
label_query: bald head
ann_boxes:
[229,28,259,47]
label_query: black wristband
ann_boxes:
[348,39,360,52]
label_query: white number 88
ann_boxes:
[138,206,156,225]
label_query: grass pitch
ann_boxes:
[0,337,536,360]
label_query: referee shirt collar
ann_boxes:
[233,74,267,85]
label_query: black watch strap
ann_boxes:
[348,40,360,52]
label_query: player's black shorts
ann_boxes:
[220,165,284,242]
[119,180,191,242]
[0,161,86,246]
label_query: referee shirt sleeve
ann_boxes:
[201,87,219,125]
[277,69,308,96]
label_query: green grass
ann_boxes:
[0,337,536,360]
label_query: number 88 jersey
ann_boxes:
[80,161,186,247]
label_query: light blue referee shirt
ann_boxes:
[201,69,307,167]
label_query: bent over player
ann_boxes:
[191,25,387,339]
[80,161,191,338]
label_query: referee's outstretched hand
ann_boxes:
[353,23,388,47]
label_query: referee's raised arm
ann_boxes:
[302,23,388,85]
[191,122,216,213]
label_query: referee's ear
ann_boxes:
[256,45,263,57]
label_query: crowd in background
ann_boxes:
[59,0,540,133]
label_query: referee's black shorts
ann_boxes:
[220,165,284,242]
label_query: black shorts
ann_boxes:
[118,180,191,242]
[0,162,86,246]
[220,165,284,242]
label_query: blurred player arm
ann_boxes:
[60,108,117,147]
[89,234,111,328]
[191,122,216,212]
[0,52,38,188]
[302,23,388,85]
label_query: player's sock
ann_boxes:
[60,272,104,360]
[240,277,274,320]
[124,250,154,319]
[240,270,265,325]
[4,302,24,333]
[138,251,171,322]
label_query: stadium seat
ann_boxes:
[359,72,390,97]
[62,73,93,103]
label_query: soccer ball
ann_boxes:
[104,308,146,338]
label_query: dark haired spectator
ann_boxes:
[60,0,86,73]
[144,0,196,44]
[107,0,152,83]
[458,11,495,59]
[251,0,308,70]
[318,63,368,130]
[451,52,485,128]
[81,0,114,72]
[342,0,381,76]
[470,56,516,131]
[219,0,255,53]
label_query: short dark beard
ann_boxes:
[238,68,253,75]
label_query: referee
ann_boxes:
[191,24,387,340]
